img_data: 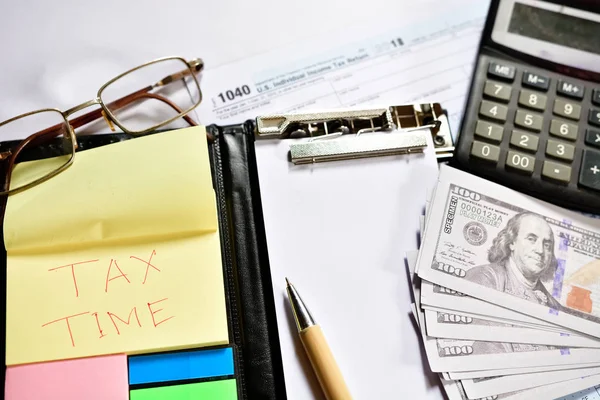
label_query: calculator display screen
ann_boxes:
[508,3,600,56]
[492,0,600,74]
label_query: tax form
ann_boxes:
[196,0,488,139]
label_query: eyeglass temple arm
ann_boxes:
[17,90,196,155]
[69,90,198,131]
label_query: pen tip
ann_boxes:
[285,277,290,286]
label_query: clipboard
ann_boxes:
[251,103,448,399]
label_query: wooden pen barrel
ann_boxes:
[300,325,352,400]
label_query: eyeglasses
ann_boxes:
[0,56,204,196]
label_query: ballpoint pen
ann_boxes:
[285,278,352,400]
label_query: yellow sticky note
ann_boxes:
[5,127,229,365]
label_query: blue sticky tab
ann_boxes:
[128,348,234,385]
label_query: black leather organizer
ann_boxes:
[0,122,288,400]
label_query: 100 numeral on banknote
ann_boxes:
[418,167,600,338]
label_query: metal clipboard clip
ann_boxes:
[254,103,454,164]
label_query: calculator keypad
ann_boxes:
[518,90,547,110]
[549,119,578,141]
[471,141,500,162]
[488,62,515,81]
[585,129,600,148]
[589,109,600,127]
[480,100,508,121]
[510,130,538,152]
[579,150,600,191]
[484,81,512,102]
[557,80,584,100]
[506,150,535,174]
[546,139,575,161]
[553,99,581,120]
[593,89,600,106]
[522,72,550,91]
[542,161,572,183]
[463,57,600,209]
[515,110,543,131]
[475,120,504,142]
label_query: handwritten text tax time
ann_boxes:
[42,250,174,347]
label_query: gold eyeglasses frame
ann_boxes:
[0,56,204,196]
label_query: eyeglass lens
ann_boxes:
[99,58,201,133]
[0,110,74,192]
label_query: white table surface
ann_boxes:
[0,0,441,122]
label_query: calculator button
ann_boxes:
[522,72,550,91]
[483,81,512,102]
[487,62,515,81]
[546,139,575,161]
[579,150,600,191]
[589,109,600,127]
[542,161,572,183]
[471,141,500,163]
[593,89,600,106]
[510,130,539,152]
[549,119,578,141]
[514,110,543,131]
[585,129,600,148]
[518,90,547,111]
[553,99,581,120]
[479,100,508,122]
[557,80,584,100]
[506,150,535,174]
[475,120,504,142]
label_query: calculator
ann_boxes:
[453,0,600,213]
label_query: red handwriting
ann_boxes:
[107,307,142,335]
[130,250,160,284]
[41,251,177,347]
[46,252,162,298]
[41,299,173,346]
[147,298,175,327]
[91,312,107,339]
[48,260,99,297]
[105,259,130,292]
[41,312,89,347]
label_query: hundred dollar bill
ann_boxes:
[423,332,600,372]
[408,251,600,379]
[421,197,578,334]
[411,261,600,373]
[420,279,565,330]
[422,304,568,333]
[421,200,570,332]
[424,309,600,348]
[412,281,600,385]
[461,366,600,399]
[409,250,600,398]
[447,362,600,380]
[417,166,600,339]
[444,375,600,400]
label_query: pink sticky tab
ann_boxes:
[5,354,128,400]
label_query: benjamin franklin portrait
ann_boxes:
[465,211,561,309]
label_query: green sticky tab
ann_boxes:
[130,379,237,400]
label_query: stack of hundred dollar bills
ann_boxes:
[408,165,600,400]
